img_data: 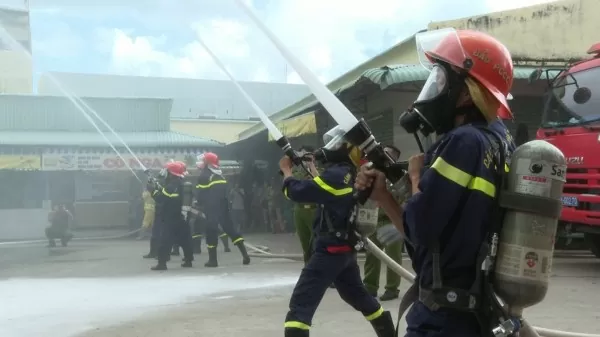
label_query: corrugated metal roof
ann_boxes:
[38,72,311,120]
[284,65,546,120]
[0,95,173,132]
[358,64,543,90]
[0,131,222,147]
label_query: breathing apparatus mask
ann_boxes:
[399,62,468,139]
[314,125,361,166]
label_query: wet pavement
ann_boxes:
[0,233,599,337]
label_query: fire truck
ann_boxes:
[531,43,600,257]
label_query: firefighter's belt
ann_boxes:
[419,286,479,311]
[317,230,348,239]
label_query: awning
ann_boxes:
[267,111,317,141]
[294,65,549,115]
[0,155,41,170]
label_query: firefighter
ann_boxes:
[148,161,195,271]
[291,145,319,264]
[138,188,155,240]
[46,204,74,247]
[354,28,517,336]
[280,128,395,337]
[362,145,404,301]
[195,152,251,267]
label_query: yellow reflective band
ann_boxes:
[207,245,216,248]
[219,233,228,238]
[192,234,203,239]
[283,187,290,200]
[364,306,384,321]
[232,237,244,244]
[196,180,227,189]
[431,157,496,198]
[284,321,310,330]
[505,163,510,173]
[161,188,179,198]
[467,177,496,198]
[313,176,352,196]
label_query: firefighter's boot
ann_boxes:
[236,241,251,265]
[61,233,73,247]
[151,261,167,271]
[220,235,231,252]
[143,238,158,259]
[204,246,218,268]
[284,327,309,337]
[47,239,56,248]
[181,260,193,268]
[370,310,395,337]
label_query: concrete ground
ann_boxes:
[0,233,599,337]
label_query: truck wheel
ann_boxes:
[584,233,600,258]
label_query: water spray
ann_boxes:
[233,0,404,204]
[195,34,312,173]
[0,26,146,182]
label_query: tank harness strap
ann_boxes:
[499,190,562,218]
[394,283,419,337]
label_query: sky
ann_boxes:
[2,0,558,85]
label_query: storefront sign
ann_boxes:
[42,154,197,171]
[0,155,41,170]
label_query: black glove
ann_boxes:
[146,177,158,192]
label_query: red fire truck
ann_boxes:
[532,43,600,257]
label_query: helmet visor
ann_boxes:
[415,65,449,103]
[196,154,206,169]
[322,125,347,151]
[416,28,467,71]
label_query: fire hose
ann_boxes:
[245,237,600,337]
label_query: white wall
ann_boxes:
[0,206,50,240]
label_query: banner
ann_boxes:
[0,155,40,170]
[41,153,197,171]
[268,111,317,141]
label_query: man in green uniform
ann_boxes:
[362,145,404,301]
[292,145,319,264]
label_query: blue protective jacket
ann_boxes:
[282,163,356,244]
[403,118,516,289]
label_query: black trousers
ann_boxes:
[284,239,383,332]
[205,215,244,248]
[156,217,194,263]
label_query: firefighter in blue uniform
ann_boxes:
[355,28,517,336]
[148,161,194,271]
[195,152,251,267]
[279,127,395,337]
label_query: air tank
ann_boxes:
[182,181,194,216]
[493,140,566,315]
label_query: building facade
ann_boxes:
[0,6,33,94]
[0,95,222,240]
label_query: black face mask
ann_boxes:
[399,63,467,137]
[313,144,352,165]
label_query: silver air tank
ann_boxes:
[182,181,194,220]
[493,140,566,316]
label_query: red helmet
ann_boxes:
[164,161,186,178]
[196,152,219,170]
[417,28,514,119]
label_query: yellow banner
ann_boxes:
[268,111,317,141]
[0,155,41,170]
